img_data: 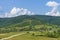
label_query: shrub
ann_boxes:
[46,31,59,38]
[27,31,30,33]
[0,38,2,39]
[36,34,44,37]
[32,33,35,36]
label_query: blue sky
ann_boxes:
[0,0,60,17]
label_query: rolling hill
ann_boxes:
[0,15,60,28]
[0,15,60,38]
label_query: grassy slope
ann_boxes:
[0,32,60,40]
[0,32,25,39]
[6,32,60,40]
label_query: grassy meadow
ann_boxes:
[0,31,60,40]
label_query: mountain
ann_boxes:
[0,15,60,28]
[0,15,60,34]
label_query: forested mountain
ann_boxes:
[0,15,60,27]
[0,15,60,37]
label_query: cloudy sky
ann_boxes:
[0,0,60,17]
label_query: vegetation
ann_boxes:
[1,32,60,40]
[0,15,60,39]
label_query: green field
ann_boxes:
[0,32,25,38]
[0,31,60,40]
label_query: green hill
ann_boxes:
[0,15,60,38]
[0,15,60,28]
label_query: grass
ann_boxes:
[7,32,60,40]
[0,31,60,40]
[0,32,25,39]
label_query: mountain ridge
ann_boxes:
[0,15,60,27]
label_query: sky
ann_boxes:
[0,0,60,17]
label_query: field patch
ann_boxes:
[0,31,59,40]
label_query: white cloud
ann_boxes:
[45,1,60,16]
[46,1,59,7]
[10,7,21,15]
[0,7,35,18]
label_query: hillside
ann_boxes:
[0,15,60,27]
[0,15,60,38]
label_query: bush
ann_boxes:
[36,34,44,36]
[27,31,30,33]
[46,31,59,38]
[0,38,2,39]
[32,33,35,36]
